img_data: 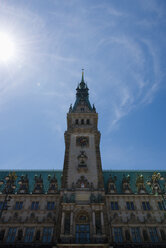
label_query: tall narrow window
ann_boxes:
[111,201,119,210]
[95,212,102,234]
[64,213,70,234]
[0,230,5,241]
[148,227,158,242]
[15,201,23,210]
[81,119,84,125]
[31,201,39,210]
[131,227,141,242]
[126,201,135,210]
[125,230,130,241]
[42,227,53,243]
[143,229,149,241]
[86,119,90,125]
[47,202,55,210]
[160,229,166,241]
[113,227,123,242]
[35,230,40,241]
[17,229,23,241]
[158,201,166,210]
[75,119,79,125]
[24,228,34,242]
[142,202,151,210]
[6,228,17,242]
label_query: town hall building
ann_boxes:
[0,72,165,247]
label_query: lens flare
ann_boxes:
[0,32,16,62]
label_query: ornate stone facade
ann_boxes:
[0,72,165,247]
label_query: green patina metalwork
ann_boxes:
[71,70,94,113]
[0,170,165,194]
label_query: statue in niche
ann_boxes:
[107,174,117,193]
[136,174,146,193]
[48,174,58,193]
[77,151,88,172]
[122,174,132,193]
[18,174,29,194]
[33,174,43,194]
[69,104,72,113]
[78,151,87,167]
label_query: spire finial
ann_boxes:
[81,69,84,83]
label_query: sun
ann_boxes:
[0,32,16,62]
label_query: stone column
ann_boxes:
[92,211,96,234]
[101,211,105,234]
[61,212,65,234]
[70,211,73,234]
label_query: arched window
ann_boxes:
[81,119,84,125]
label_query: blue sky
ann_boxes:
[0,0,166,171]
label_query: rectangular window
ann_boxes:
[142,201,151,210]
[24,228,34,242]
[42,227,53,243]
[158,201,166,210]
[15,201,23,210]
[31,201,39,210]
[0,201,7,210]
[126,201,135,210]
[113,227,123,243]
[131,227,141,242]
[111,201,119,210]
[47,202,55,210]
[148,227,159,242]
[6,228,17,242]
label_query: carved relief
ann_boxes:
[76,212,89,224]
[76,176,90,188]
[77,151,88,172]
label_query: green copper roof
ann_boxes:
[0,170,165,194]
[71,71,94,113]
[103,170,166,194]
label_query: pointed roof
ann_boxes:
[71,70,95,113]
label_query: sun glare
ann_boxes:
[0,32,16,62]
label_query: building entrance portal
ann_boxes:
[76,224,90,244]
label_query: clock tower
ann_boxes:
[59,71,107,247]
[62,70,104,191]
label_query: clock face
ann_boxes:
[76,136,89,147]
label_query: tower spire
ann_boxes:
[81,69,84,83]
